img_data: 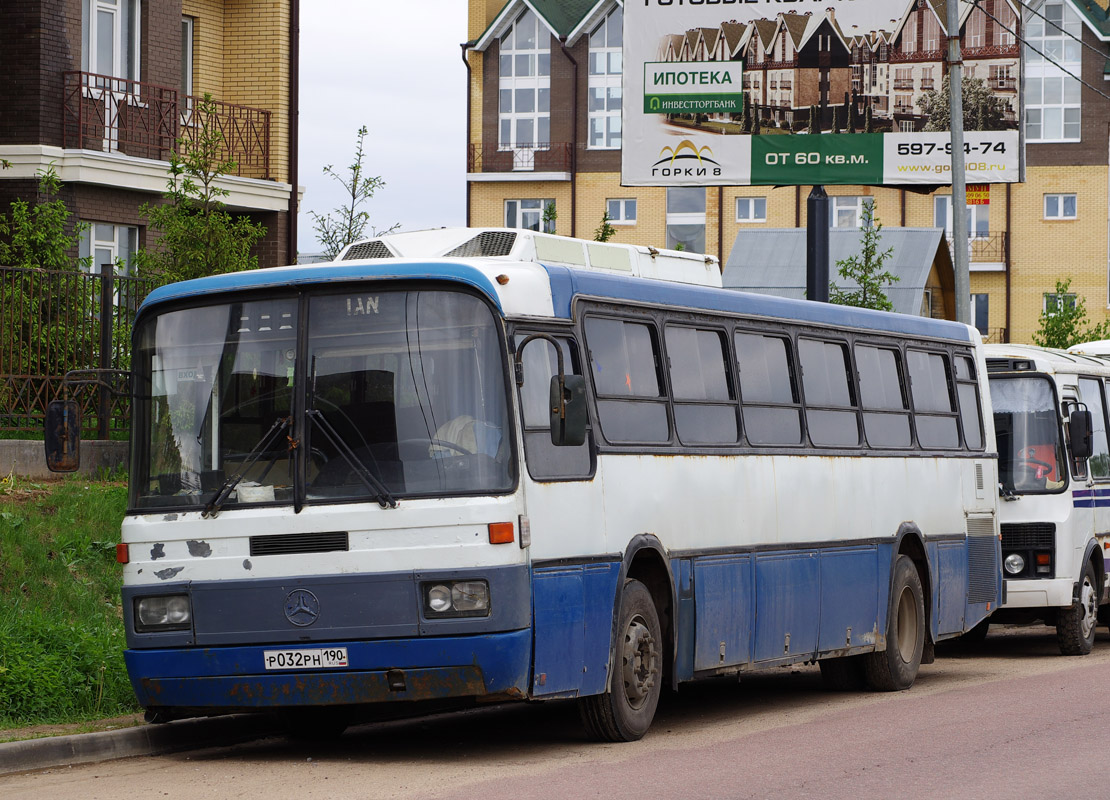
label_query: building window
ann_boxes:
[1025,1,1082,142]
[82,0,140,81]
[1044,291,1077,315]
[498,10,550,149]
[505,199,555,232]
[736,197,767,222]
[181,17,194,96]
[829,196,873,229]
[666,188,706,253]
[588,6,622,150]
[1044,193,1077,219]
[934,195,990,237]
[607,198,636,225]
[79,223,138,278]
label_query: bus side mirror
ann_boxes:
[45,399,81,473]
[1069,408,1093,461]
[550,374,587,447]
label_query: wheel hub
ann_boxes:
[1080,576,1097,640]
[622,616,658,709]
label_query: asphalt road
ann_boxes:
[3,625,1106,800]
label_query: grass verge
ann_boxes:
[0,471,140,729]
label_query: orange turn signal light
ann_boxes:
[1036,553,1051,566]
[488,522,514,545]
[116,543,130,564]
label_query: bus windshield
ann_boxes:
[131,288,513,510]
[990,375,1065,494]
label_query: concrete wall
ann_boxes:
[0,440,128,480]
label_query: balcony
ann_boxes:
[891,49,944,63]
[62,71,272,180]
[990,77,1017,91]
[947,232,1009,269]
[893,79,915,90]
[468,142,573,174]
[921,78,935,90]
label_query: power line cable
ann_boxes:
[1009,0,1107,62]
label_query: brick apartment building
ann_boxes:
[0,0,299,273]
[464,0,1110,344]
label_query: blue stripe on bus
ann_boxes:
[542,264,976,342]
[138,262,505,315]
[1074,499,1110,508]
[124,629,531,709]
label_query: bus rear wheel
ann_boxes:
[1056,561,1098,656]
[864,555,924,691]
[578,579,662,742]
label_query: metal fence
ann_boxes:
[0,265,158,437]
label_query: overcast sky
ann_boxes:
[297,1,468,255]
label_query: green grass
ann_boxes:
[0,474,140,728]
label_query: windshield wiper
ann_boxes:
[306,409,398,509]
[202,416,292,518]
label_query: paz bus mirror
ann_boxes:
[45,399,81,473]
[1069,408,1093,461]
[550,374,587,447]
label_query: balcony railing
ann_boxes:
[893,79,915,90]
[947,232,1009,265]
[891,49,944,63]
[62,71,272,180]
[468,142,574,173]
[990,77,1017,91]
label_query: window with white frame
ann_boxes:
[1044,193,1077,219]
[1025,1,1082,142]
[607,198,636,225]
[505,199,555,232]
[498,10,551,150]
[79,223,138,278]
[736,197,767,222]
[82,0,140,80]
[934,195,990,237]
[829,196,874,228]
[181,17,194,96]
[588,6,623,149]
[666,188,706,252]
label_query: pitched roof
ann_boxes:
[474,0,604,49]
[1070,0,1110,39]
[720,21,748,56]
[781,12,811,48]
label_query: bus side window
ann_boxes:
[1078,377,1110,479]
[734,331,803,446]
[798,338,860,447]
[954,354,984,450]
[855,343,912,448]
[585,317,670,444]
[664,325,739,445]
[907,349,959,449]
[517,334,593,481]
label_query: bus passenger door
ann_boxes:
[515,332,611,698]
[1078,378,1110,582]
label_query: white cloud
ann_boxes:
[297,1,468,255]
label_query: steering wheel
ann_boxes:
[397,437,475,457]
[1019,447,1053,478]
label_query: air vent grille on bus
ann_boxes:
[249,531,349,557]
[342,240,393,260]
[1000,523,1055,549]
[443,231,517,258]
[967,516,999,604]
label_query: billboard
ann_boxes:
[622,0,1023,187]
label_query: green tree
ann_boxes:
[542,201,557,234]
[918,76,1006,132]
[807,105,818,135]
[594,210,616,242]
[1033,278,1110,349]
[864,105,874,134]
[135,94,266,282]
[308,125,397,261]
[829,201,899,311]
[0,166,89,270]
[831,106,842,134]
[752,107,761,135]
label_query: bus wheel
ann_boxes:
[578,579,662,742]
[864,555,924,691]
[819,655,866,691]
[1056,561,1098,656]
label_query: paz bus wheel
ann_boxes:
[864,555,925,691]
[578,579,662,742]
[1056,561,1098,656]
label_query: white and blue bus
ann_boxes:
[58,228,1001,741]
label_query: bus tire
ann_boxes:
[1056,560,1098,656]
[819,655,866,691]
[578,579,662,742]
[864,555,924,691]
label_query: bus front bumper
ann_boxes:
[1001,577,1074,610]
[125,629,532,710]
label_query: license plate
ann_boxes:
[262,647,349,671]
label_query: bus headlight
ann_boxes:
[135,594,192,631]
[1004,554,1025,575]
[423,581,490,618]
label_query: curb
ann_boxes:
[0,714,278,777]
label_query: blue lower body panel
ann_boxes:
[125,629,532,710]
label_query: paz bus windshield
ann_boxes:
[130,288,514,510]
[990,375,1065,494]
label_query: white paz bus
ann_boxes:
[49,228,1001,741]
